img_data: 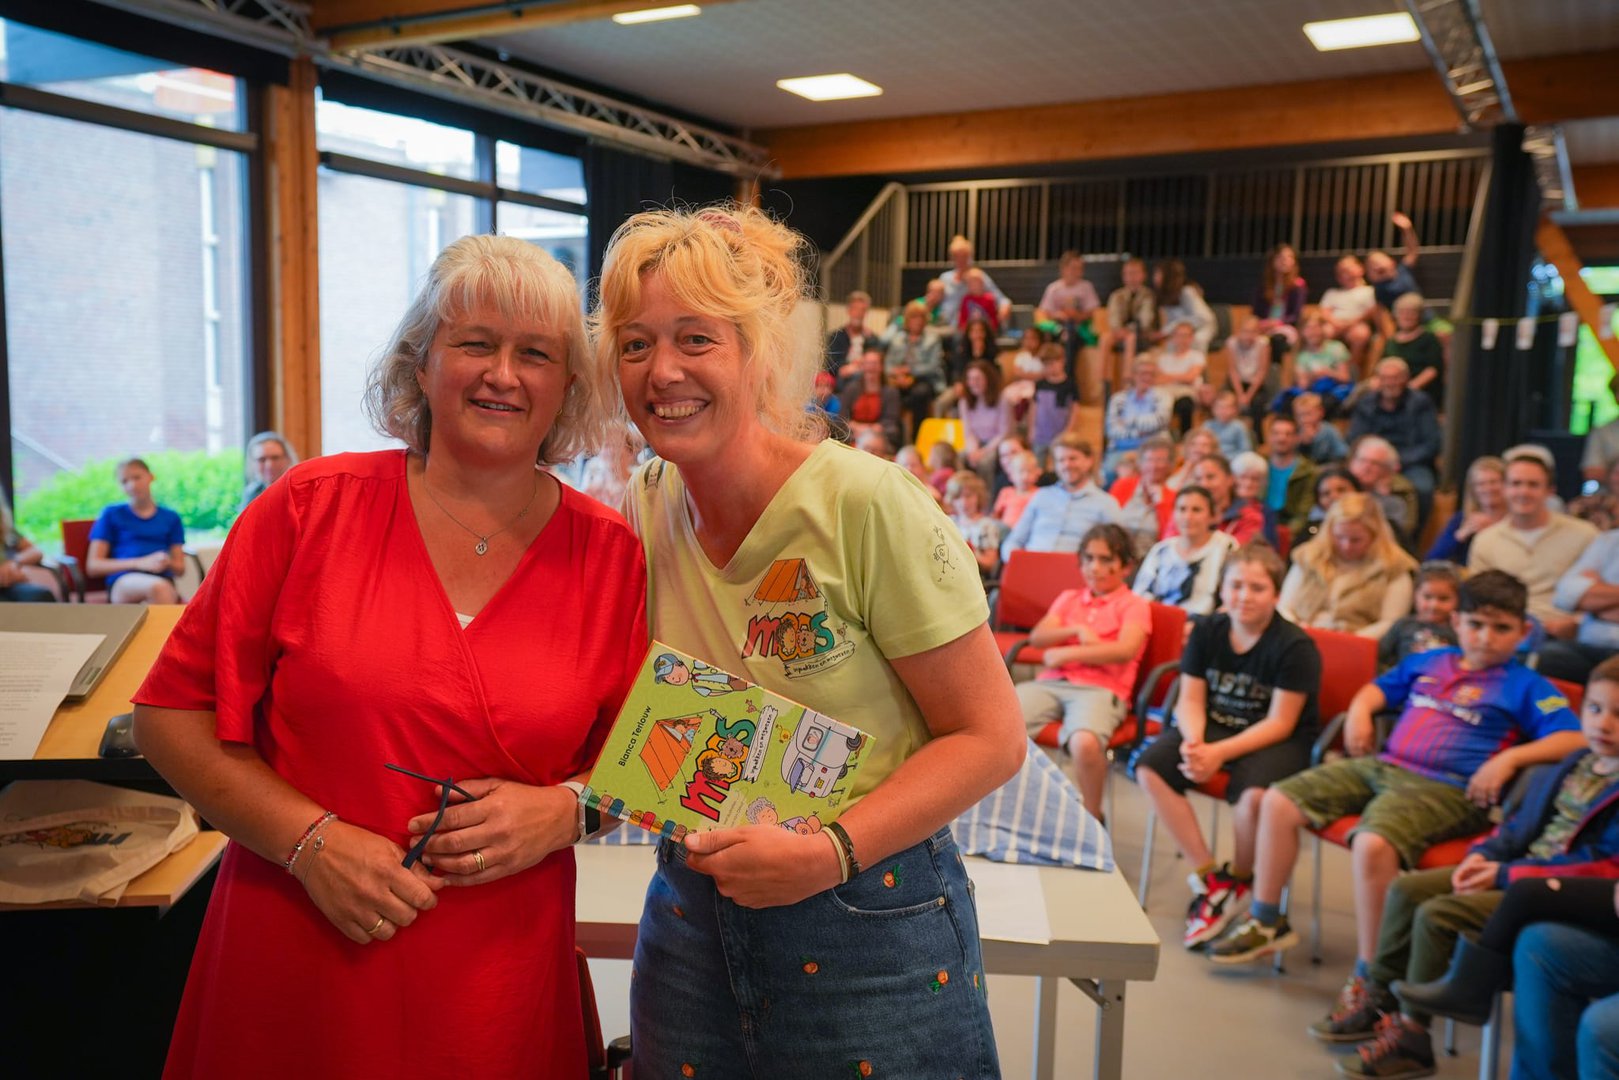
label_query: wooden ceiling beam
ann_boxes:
[762,47,1619,181]
[1574,165,1619,211]
[315,0,743,52]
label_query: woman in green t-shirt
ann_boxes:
[593,204,1026,1079]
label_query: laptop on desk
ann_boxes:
[0,604,148,700]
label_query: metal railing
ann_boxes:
[819,149,1488,302]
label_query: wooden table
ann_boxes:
[574,845,1160,1080]
[0,831,227,913]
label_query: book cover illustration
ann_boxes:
[581,643,874,842]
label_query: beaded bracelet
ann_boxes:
[825,821,861,880]
[284,810,336,876]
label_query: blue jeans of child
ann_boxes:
[630,826,1001,1079]
[1511,922,1619,1080]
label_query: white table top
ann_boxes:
[573,844,1160,983]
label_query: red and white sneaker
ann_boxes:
[1183,865,1251,949]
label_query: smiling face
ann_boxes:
[1503,459,1552,520]
[1132,359,1158,391]
[250,439,291,485]
[1414,579,1459,624]
[1234,467,1265,503]
[616,273,756,473]
[417,299,572,467]
[1192,459,1232,505]
[1172,490,1213,540]
[1301,318,1326,349]
[1052,445,1093,489]
[1470,465,1505,513]
[1335,257,1364,289]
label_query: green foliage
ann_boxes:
[15,449,244,549]
[1572,324,1619,436]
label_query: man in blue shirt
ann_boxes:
[1001,434,1122,561]
[87,457,185,603]
[1542,527,1619,682]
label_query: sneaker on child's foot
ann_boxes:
[1206,914,1299,964]
[1183,866,1251,949]
[1308,975,1397,1043]
[1335,1014,1436,1078]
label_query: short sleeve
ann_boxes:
[166,509,186,546]
[1180,615,1215,677]
[1272,630,1322,694]
[1520,672,1580,739]
[1123,592,1152,634]
[860,466,990,659]
[133,475,302,744]
[88,506,116,544]
[1373,650,1425,708]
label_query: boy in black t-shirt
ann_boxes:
[1136,543,1322,949]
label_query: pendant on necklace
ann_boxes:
[475,540,489,556]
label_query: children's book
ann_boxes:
[581,642,875,842]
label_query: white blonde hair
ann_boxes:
[363,234,606,465]
[591,204,825,443]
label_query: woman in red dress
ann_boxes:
[132,235,646,1079]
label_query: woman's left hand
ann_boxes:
[684,825,844,908]
[407,778,577,886]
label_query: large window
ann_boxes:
[1,19,254,551]
[315,95,587,454]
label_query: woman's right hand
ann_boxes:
[1456,512,1493,541]
[297,820,442,944]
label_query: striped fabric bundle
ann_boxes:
[588,738,1114,873]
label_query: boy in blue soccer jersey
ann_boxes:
[1205,571,1585,992]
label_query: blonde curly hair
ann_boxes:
[590,203,825,443]
[363,234,608,465]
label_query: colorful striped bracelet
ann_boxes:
[284,810,336,875]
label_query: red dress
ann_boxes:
[134,451,647,1079]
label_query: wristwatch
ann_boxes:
[559,781,600,843]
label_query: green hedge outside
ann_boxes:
[15,449,243,552]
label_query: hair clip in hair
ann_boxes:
[697,209,743,235]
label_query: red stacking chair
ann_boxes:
[1135,624,1376,906]
[991,550,1084,664]
[577,948,632,1080]
[59,518,110,602]
[1292,662,1582,968]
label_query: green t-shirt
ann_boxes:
[1528,753,1614,860]
[1296,340,1349,380]
[625,439,989,803]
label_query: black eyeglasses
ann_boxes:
[386,763,479,869]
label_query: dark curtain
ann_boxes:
[585,144,736,285]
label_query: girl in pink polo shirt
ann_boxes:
[1015,522,1152,821]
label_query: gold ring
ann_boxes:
[473,849,486,873]
[366,916,386,935]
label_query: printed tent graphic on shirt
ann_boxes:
[751,558,820,605]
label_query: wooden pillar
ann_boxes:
[1537,216,1619,375]
[264,56,321,457]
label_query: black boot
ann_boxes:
[1392,935,1511,1026]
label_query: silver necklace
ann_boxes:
[422,467,539,556]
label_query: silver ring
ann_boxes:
[473,849,486,873]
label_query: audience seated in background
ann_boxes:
[1150,259,1216,353]
[1254,242,1307,360]
[993,450,1041,529]
[1,487,58,602]
[239,431,299,513]
[925,441,957,496]
[1167,428,1220,490]
[1348,357,1442,529]
[1278,492,1416,640]
[1581,375,1619,484]
[1318,255,1378,377]
[883,300,948,436]
[1382,293,1445,406]
[1151,321,1207,436]
[1298,465,1364,548]
[1347,435,1419,549]
[1104,357,1173,480]
[853,428,892,460]
[812,371,842,422]
[1571,457,1619,531]
[839,345,904,452]
[939,317,999,414]
[1367,211,1424,318]
[1539,526,1619,683]
[1230,452,1280,548]
[1036,250,1101,373]
[1274,314,1353,417]
[1015,523,1150,820]
[1002,435,1122,560]
[1263,414,1317,538]
[1099,256,1156,359]
[1201,389,1253,460]
[1510,916,1619,1080]
[1468,450,1597,634]
[894,446,946,511]
[1163,453,1266,547]
[894,277,947,328]
[1009,326,1049,385]
[1293,392,1350,465]
[1327,656,1619,1079]
[956,269,1003,336]
[577,424,646,511]
[1132,484,1238,619]
[1376,561,1461,673]
[938,234,1011,329]
[1426,455,1506,564]
[87,457,185,604]
[825,288,872,380]
[1223,315,1274,430]
[946,471,1005,582]
[1028,346,1079,461]
[1110,436,1176,560]
[1207,572,1584,980]
[1137,542,1320,950]
[959,359,1013,487]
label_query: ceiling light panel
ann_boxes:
[776,73,883,102]
[612,5,702,25]
[1303,12,1420,51]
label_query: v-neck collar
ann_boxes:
[674,439,834,582]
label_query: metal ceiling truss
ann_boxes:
[86,0,775,178]
[1522,124,1577,212]
[1404,0,1517,129]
